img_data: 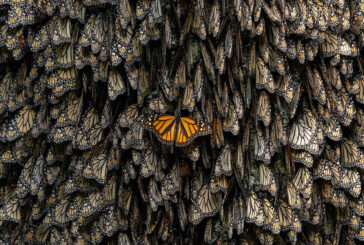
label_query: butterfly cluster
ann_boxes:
[0,0,363,244]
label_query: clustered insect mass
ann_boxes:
[0,0,363,244]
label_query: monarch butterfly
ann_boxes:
[55,43,74,68]
[305,40,319,62]
[191,12,206,41]
[259,163,277,196]
[211,116,225,149]
[103,175,117,203]
[52,193,71,226]
[215,42,226,75]
[173,59,186,88]
[140,19,160,45]
[306,67,327,105]
[330,162,342,189]
[251,18,265,38]
[149,0,163,24]
[48,68,78,90]
[148,178,163,211]
[191,184,221,225]
[30,155,45,196]
[284,0,298,21]
[271,25,287,54]
[16,156,32,198]
[232,90,244,120]
[139,143,158,179]
[82,151,107,184]
[64,173,90,194]
[341,168,361,197]
[276,200,294,231]
[321,30,339,57]
[73,108,103,150]
[332,189,348,208]
[79,15,94,44]
[100,100,111,130]
[262,198,281,234]
[65,195,81,221]
[223,103,240,136]
[213,144,232,177]
[313,159,333,181]
[209,175,229,193]
[237,0,252,30]
[201,43,216,81]
[353,74,364,104]
[118,184,132,215]
[324,118,342,141]
[354,198,364,217]
[182,80,196,112]
[227,196,242,236]
[353,123,364,148]
[52,17,72,45]
[277,73,295,103]
[5,105,35,142]
[257,91,271,126]
[289,109,321,155]
[293,166,312,195]
[349,212,361,231]
[120,123,144,150]
[0,185,21,223]
[335,88,356,126]
[181,143,200,162]
[90,220,103,244]
[142,114,211,147]
[256,57,275,93]
[28,224,51,244]
[271,113,287,152]
[164,16,173,48]
[287,181,302,209]
[148,96,169,114]
[340,138,362,168]
[91,15,108,54]
[79,190,105,217]
[31,199,46,221]
[161,162,181,201]
[254,127,273,164]
[246,191,265,226]
[262,0,283,24]
[7,4,36,28]
[208,1,221,37]
[118,104,140,128]
[121,159,136,184]
[107,69,125,100]
[177,197,188,231]
[118,0,135,28]
[55,92,83,127]
[99,206,119,237]
[160,71,177,102]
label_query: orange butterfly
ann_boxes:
[142,115,211,146]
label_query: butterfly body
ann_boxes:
[142,115,211,147]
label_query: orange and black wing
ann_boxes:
[176,117,211,147]
[142,115,177,145]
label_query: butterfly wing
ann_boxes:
[143,115,177,145]
[176,117,211,147]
